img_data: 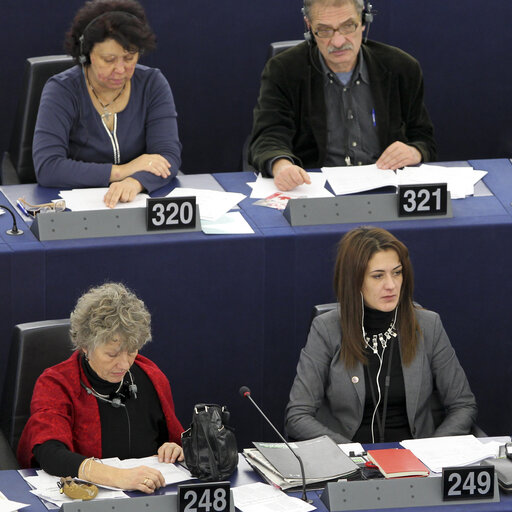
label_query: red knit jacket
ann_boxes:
[17,351,183,468]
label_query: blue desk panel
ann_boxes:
[2,466,512,512]
[0,159,511,452]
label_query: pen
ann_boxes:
[371,109,376,127]
[16,199,30,217]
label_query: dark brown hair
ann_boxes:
[333,226,419,368]
[64,0,156,65]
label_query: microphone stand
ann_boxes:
[240,387,311,503]
[0,205,23,235]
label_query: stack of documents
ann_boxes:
[321,164,487,199]
[243,435,359,490]
[400,435,500,473]
[19,456,193,508]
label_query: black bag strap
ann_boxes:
[195,405,220,480]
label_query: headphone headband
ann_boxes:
[302,1,375,45]
[78,10,140,65]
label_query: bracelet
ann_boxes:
[78,458,89,480]
[79,457,102,481]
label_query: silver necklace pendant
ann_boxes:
[365,324,397,353]
[101,109,112,123]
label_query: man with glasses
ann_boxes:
[248,0,436,191]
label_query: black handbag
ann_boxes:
[181,403,238,481]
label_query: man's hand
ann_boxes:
[104,177,143,208]
[272,158,311,191]
[376,142,422,170]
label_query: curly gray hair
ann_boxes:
[70,282,152,353]
[303,0,364,20]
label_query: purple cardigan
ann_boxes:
[33,64,182,192]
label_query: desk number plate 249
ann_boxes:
[442,465,496,501]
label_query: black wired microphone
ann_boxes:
[239,386,311,503]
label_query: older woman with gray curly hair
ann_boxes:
[18,283,184,494]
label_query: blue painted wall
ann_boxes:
[0,0,510,173]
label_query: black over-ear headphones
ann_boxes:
[81,370,138,408]
[78,10,140,65]
[302,1,374,44]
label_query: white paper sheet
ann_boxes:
[166,187,245,221]
[400,435,499,473]
[399,166,487,199]
[116,455,193,485]
[59,188,150,211]
[232,482,316,512]
[0,491,29,512]
[322,164,488,199]
[248,173,333,199]
[201,211,254,235]
[338,442,365,456]
[322,164,396,195]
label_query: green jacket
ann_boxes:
[249,40,436,175]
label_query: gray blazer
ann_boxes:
[285,308,477,443]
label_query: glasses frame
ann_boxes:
[313,21,360,39]
[17,198,66,217]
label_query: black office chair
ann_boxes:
[242,40,303,172]
[267,39,303,60]
[0,430,18,470]
[0,319,74,456]
[310,303,486,437]
[1,55,75,185]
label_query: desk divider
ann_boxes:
[59,490,235,512]
[30,206,201,241]
[320,476,499,511]
[283,193,453,226]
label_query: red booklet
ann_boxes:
[367,448,429,478]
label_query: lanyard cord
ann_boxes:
[365,337,395,443]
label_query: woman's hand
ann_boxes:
[111,154,171,182]
[104,177,143,208]
[79,460,165,495]
[115,466,166,494]
[157,442,184,463]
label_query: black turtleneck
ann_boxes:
[352,306,412,444]
[33,354,168,477]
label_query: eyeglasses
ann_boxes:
[314,21,359,38]
[17,198,66,217]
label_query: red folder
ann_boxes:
[367,448,429,478]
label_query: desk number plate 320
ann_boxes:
[147,196,197,231]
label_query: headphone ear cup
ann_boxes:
[362,2,374,26]
[78,34,86,64]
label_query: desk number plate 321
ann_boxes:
[398,183,448,217]
[178,481,231,512]
[442,465,495,501]
[147,196,197,231]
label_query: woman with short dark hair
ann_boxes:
[18,282,184,493]
[33,0,181,208]
[285,226,477,444]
